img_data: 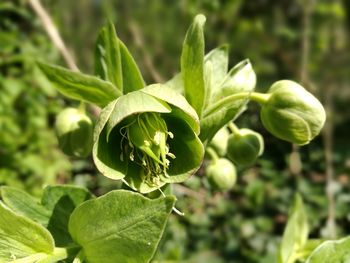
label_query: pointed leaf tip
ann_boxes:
[195,14,206,26]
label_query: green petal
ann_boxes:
[105,90,172,139]
[93,127,126,180]
[123,163,167,194]
[163,116,204,182]
[141,84,200,134]
[261,107,311,145]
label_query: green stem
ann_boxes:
[249,92,270,104]
[203,92,270,117]
[158,187,184,216]
[228,122,240,135]
[72,250,86,263]
[78,101,86,113]
[206,147,219,162]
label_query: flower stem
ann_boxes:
[249,92,270,104]
[78,102,86,113]
[158,187,184,216]
[203,91,270,117]
[72,250,85,263]
[228,122,240,135]
[206,147,219,162]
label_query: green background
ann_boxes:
[1,0,349,262]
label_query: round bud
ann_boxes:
[260,80,326,145]
[55,107,93,157]
[209,127,230,157]
[227,128,264,166]
[206,158,236,191]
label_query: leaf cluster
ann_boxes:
[0,186,175,263]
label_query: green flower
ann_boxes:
[93,84,204,193]
[55,107,93,157]
[206,158,236,191]
[260,80,326,145]
[227,128,264,166]
[209,126,230,157]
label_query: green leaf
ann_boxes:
[95,20,123,91]
[298,239,324,261]
[166,73,183,94]
[200,59,256,142]
[41,185,94,211]
[68,190,176,263]
[0,186,93,248]
[204,45,229,91]
[210,59,256,104]
[181,14,206,118]
[119,39,146,93]
[37,62,121,107]
[278,194,309,263]
[305,237,350,263]
[94,21,145,95]
[203,61,213,109]
[41,185,94,247]
[166,45,228,97]
[0,201,54,262]
[5,248,69,263]
[200,101,248,143]
[0,186,51,226]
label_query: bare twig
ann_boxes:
[289,0,317,179]
[300,0,316,88]
[323,84,336,239]
[322,0,341,239]
[128,20,164,83]
[28,0,79,72]
[28,0,101,116]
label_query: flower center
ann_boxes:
[120,112,175,186]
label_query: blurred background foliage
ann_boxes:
[1,0,350,262]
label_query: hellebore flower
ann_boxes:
[260,80,326,145]
[55,107,93,157]
[206,158,236,191]
[209,126,230,157]
[93,84,204,193]
[227,128,264,166]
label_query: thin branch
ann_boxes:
[128,20,164,83]
[28,0,101,116]
[300,0,314,86]
[28,0,79,72]
[289,0,317,179]
[323,84,336,239]
[322,0,340,239]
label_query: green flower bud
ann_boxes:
[227,128,264,166]
[209,126,230,157]
[55,107,93,157]
[260,80,326,145]
[93,84,204,193]
[206,158,236,191]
